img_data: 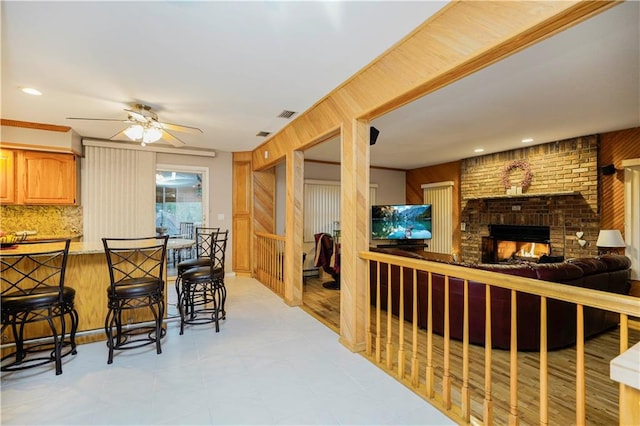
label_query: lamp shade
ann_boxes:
[596,230,626,248]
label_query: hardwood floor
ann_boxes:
[302,277,640,425]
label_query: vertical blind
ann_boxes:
[82,142,156,242]
[303,180,377,243]
[422,181,454,255]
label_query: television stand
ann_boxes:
[376,241,428,251]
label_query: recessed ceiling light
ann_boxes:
[521,138,534,143]
[474,148,484,153]
[21,87,42,96]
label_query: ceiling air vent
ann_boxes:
[277,110,296,119]
[256,131,271,137]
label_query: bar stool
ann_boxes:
[174,227,219,315]
[172,221,195,265]
[176,230,228,334]
[102,236,168,364]
[175,227,220,276]
[1,239,78,375]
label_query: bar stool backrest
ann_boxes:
[210,230,229,273]
[194,227,220,258]
[1,239,71,299]
[102,236,169,288]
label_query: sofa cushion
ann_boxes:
[566,257,607,276]
[535,262,584,282]
[473,263,538,278]
[597,254,632,272]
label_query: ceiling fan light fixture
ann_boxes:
[124,124,144,140]
[143,127,163,143]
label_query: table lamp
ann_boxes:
[595,229,626,255]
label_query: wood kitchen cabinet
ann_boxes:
[0,148,77,205]
[0,148,16,203]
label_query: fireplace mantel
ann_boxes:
[463,190,579,201]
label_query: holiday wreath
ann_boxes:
[501,160,532,190]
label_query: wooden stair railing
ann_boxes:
[255,232,285,298]
[360,250,640,426]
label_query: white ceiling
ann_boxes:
[2,2,639,170]
[1,1,444,152]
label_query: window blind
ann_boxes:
[303,180,376,243]
[82,142,156,242]
[422,181,454,255]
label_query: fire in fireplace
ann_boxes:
[482,224,551,263]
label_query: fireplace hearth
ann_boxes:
[481,224,552,263]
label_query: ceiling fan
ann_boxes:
[67,104,203,147]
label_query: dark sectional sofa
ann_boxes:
[369,247,631,350]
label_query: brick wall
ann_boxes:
[460,135,599,262]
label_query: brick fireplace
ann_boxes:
[460,136,600,263]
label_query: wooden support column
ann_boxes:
[284,150,304,306]
[339,119,370,352]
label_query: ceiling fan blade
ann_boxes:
[163,130,187,147]
[158,121,203,134]
[66,117,129,123]
[108,127,130,141]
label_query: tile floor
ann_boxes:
[1,275,454,425]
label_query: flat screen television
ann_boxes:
[371,204,432,240]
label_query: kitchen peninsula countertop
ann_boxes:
[69,238,195,255]
[23,233,83,242]
[1,238,194,255]
[1,237,195,341]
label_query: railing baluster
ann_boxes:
[426,271,434,399]
[411,268,419,387]
[376,262,382,363]
[576,304,585,426]
[386,265,393,369]
[443,275,451,410]
[509,289,519,425]
[484,284,494,425]
[366,260,372,355]
[540,296,549,426]
[462,279,470,422]
[398,267,405,379]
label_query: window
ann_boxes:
[156,165,209,236]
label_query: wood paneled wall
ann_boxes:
[599,127,640,232]
[406,161,461,260]
[600,127,640,296]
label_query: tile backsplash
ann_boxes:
[0,205,82,237]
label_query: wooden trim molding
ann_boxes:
[0,141,77,155]
[1,119,71,133]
